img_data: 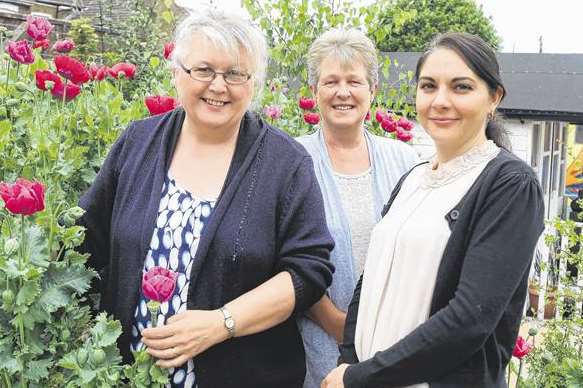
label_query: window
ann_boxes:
[531,123,541,168]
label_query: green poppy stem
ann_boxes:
[3,370,12,388]
[18,217,27,388]
[147,300,161,328]
[516,360,523,388]
[507,361,511,386]
[5,60,11,90]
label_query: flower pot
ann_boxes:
[528,285,557,319]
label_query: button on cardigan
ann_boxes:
[79,109,335,388]
[340,149,545,388]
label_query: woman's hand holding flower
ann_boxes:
[141,309,227,368]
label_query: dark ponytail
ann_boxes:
[415,32,511,151]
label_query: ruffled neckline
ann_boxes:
[422,140,500,188]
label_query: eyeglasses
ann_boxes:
[178,62,252,85]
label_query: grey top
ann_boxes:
[333,168,375,276]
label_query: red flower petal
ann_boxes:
[54,55,90,85]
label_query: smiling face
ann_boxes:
[416,48,502,159]
[174,36,254,133]
[313,54,375,133]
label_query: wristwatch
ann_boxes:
[219,306,236,338]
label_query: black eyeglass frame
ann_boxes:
[178,62,252,85]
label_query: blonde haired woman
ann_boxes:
[297,28,418,388]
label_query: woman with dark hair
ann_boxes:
[322,32,544,388]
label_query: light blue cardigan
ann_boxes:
[296,129,419,388]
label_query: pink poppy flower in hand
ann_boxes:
[142,266,178,303]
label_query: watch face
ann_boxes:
[226,318,235,329]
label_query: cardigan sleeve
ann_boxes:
[276,156,335,313]
[78,126,131,272]
[343,171,544,388]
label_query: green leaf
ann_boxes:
[26,358,53,382]
[0,343,19,374]
[16,279,41,306]
[149,362,170,384]
[28,225,49,268]
[38,263,95,313]
[91,313,122,348]
[57,352,78,370]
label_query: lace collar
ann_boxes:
[422,140,499,188]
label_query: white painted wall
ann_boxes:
[505,119,530,163]
[409,118,532,164]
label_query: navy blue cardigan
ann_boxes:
[340,150,544,388]
[79,109,334,387]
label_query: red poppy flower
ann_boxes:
[397,117,414,131]
[145,95,179,116]
[381,118,397,133]
[299,97,316,110]
[396,128,413,142]
[303,112,320,125]
[375,109,388,123]
[54,55,90,85]
[35,70,62,91]
[89,65,110,81]
[512,336,532,359]
[0,178,45,216]
[52,39,75,53]
[51,82,81,102]
[163,42,175,60]
[26,15,53,41]
[364,111,371,121]
[88,65,108,81]
[33,39,50,51]
[142,266,177,303]
[109,62,137,79]
[5,40,35,65]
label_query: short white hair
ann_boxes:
[171,7,267,100]
[308,28,378,88]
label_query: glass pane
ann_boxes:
[543,122,551,152]
[542,155,550,193]
[576,125,583,144]
[552,154,559,191]
[553,123,561,150]
[531,124,541,167]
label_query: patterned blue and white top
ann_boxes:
[131,172,216,388]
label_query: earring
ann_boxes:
[487,111,495,121]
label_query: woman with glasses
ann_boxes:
[296,29,418,388]
[79,7,334,388]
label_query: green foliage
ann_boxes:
[124,349,169,388]
[0,35,162,385]
[369,0,501,52]
[244,0,417,136]
[66,18,100,63]
[57,313,125,387]
[523,203,583,385]
[243,0,365,80]
[102,0,175,95]
[523,319,583,387]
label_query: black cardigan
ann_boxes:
[79,109,335,387]
[340,150,544,388]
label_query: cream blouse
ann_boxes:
[355,140,500,388]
